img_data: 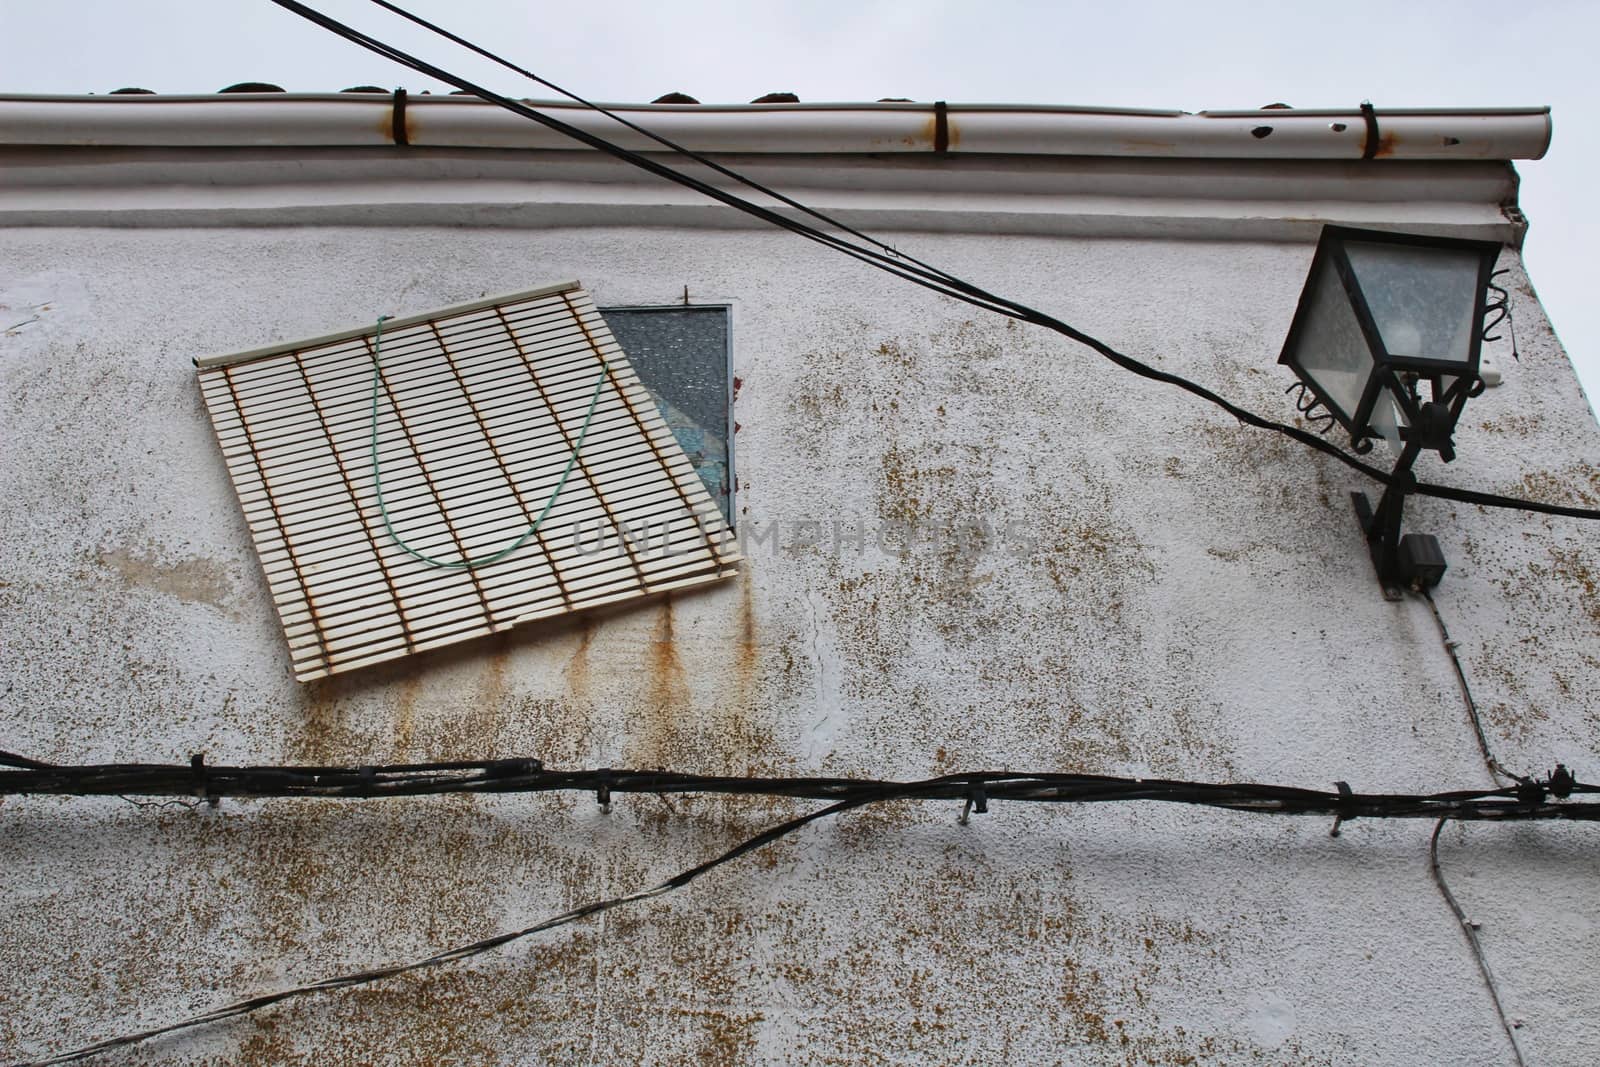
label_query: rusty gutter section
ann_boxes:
[390,87,409,146]
[0,94,1553,161]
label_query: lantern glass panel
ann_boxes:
[1343,241,1482,367]
[1292,256,1375,423]
[1369,390,1408,453]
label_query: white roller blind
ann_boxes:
[196,281,741,682]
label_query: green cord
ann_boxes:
[369,314,609,570]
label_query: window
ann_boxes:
[195,282,741,682]
[598,305,734,527]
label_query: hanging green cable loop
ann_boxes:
[369,314,608,570]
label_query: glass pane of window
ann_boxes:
[600,306,733,526]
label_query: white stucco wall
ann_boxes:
[1,188,1597,1063]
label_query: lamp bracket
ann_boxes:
[1351,441,1447,599]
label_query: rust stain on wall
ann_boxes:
[563,616,596,702]
[236,945,603,1066]
[291,684,349,764]
[94,544,238,615]
[372,103,417,147]
[1475,537,1600,741]
[456,641,511,757]
[759,838,1268,1067]
[789,379,845,422]
[784,318,1234,778]
[731,567,760,716]
[1549,546,1600,624]
[392,673,421,759]
[629,597,692,768]
[1042,520,1140,590]
[688,1007,766,1066]
[1516,464,1600,508]
[1478,412,1546,438]
[738,566,758,652]
[878,444,955,525]
[615,583,779,775]
[291,667,424,764]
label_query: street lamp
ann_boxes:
[1278,225,1503,598]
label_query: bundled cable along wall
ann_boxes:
[1,752,1592,1067]
[1,754,1591,820]
[196,282,740,681]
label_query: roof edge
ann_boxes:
[0,95,1553,161]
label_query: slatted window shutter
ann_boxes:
[196,281,740,681]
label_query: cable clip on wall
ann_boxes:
[959,784,989,826]
[1329,780,1355,837]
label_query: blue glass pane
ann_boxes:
[600,307,732,526]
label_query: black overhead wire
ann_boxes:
[3,754,1593,1066]
[1,755,1594,817]
[267,1,1021,320]
[266,0,1600,523]
[1430,818,1529,1067]
[0,749,54,770]
[7,795,869,1067]
[1418,589,1531,788]
[1412,591,1542,1065]
[363,0,971,294]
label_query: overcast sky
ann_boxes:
[3,0,1595,402]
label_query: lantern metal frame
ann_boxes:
[1278,225,1504,599]
[1278,225,1502,457]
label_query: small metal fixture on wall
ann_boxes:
[1278,225,1503,599]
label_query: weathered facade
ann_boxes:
[1,95,1597,1065]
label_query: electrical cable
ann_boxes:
[265,2,1018,321]
[1416,587,1541,1062]
[6,795,871,1066]
[363,0,973,295]
[1429,818,1529,1067]
[263,0,1600,524]
[1419,589,1530,788]
[5,751,1590,1065]
[1,754,1593,817]
[0,750,54,770]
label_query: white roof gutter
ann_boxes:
[0,94,1553,160]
